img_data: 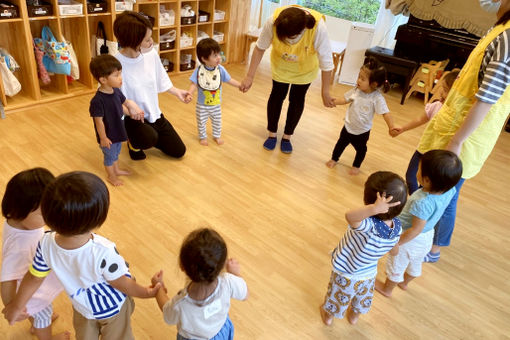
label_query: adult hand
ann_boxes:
[239,76,254,93]
[322,91,336,108]
[390,127,403,137]
[128,107,145,123]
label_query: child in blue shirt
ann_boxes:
[375,150,462,297]
[188,38,240,146]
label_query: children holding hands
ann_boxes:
[326,57,395,175]
[188,38,241,146]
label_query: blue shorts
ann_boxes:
[177,315,233,340]
[100,142,122,166]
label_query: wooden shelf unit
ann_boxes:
[0,0,244,113]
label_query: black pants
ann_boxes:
[331,126,370,168]
[267,80,311,135]
[124,114,186,158]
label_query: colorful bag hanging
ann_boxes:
[33,41,51,85]
[0,57,21,97]
[33,26,71,75]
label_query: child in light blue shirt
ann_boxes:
[375,150,462,297]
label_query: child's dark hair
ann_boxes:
[443,71,459,89]
[2,168,55,220]
[41,171,109,237]
[114,11,153,50]
[420,150,462,193]
[196,38,221,64]
[180,228,227,283]
[274,7,315,42]
[363,56,390,93]
[364,171,407,220]
[89,55,122,81]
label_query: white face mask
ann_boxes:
[480,0,501,13]
[285,30,304,45]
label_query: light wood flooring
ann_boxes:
[1,58,509,339]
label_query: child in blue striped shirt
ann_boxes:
[320,171,407,326]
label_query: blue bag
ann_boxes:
[33,26,71,75]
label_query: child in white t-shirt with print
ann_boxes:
[3,171,161,339]
[326,57,394,175]
[152,228,248,340]
[375,150,462,296]
[1,168,69,340]
[188,38,241,146]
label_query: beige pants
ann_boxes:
[73,296,135,340]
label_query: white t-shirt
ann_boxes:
[0,221,63,315]
[344,88,389,135]
[116,48,173,123]
[163,273,248,340]
[257,17,334,71]
[29,232,130,320]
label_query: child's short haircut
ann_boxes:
[41,171,109,237]
[364,171,407,220]
[89,55,122,81]
[363,56,390,93]
[2,168,55,220]
[274,7,316,42]
[443,71,459,89]
[180,228,227,283]
[196,38,221,64]
[420,150,462,193]
[114,11,153,50]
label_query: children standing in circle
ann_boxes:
[326,57,394,175]
[152,228,248,340]
[1,168,70,340]
[375,150,462,297]
[188,38,241,146]
[2,171,161,339]
[89,54,144,186]
[320,171,407,326]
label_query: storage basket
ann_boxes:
[213,31,224,43]
[180,34,193,48]
[159,6,175,26]
[181,15,195,25]
[198,10,209,22]
[161,58,174,72]
[214,9,225,21]
[87,1,107,13]
[27,0,53,17]
[160,30,176,51]
[0,1,19,19]
[180,59,195,72]
[115,0,132,12]
[197,30,209,43]
[58,1,83,15]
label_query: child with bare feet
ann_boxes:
[89,54,144,186]
[1,168,70,340]
[375,150,462,297]
[188,38,241,146]
[152,228,248,339]
[320,171,406,326]
[326,57,394,175]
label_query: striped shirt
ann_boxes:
[29,232,129,320]
[476,28,510,104]
[331,217,401,279]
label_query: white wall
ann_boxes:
[324,15,351,43]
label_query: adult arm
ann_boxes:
[240,47,265,92]
[124,99,144,122]
[447,100,493,155]
[345,192,401,228]
[168,86,192,104]
[314,20,335,108]
[321,71,336,107]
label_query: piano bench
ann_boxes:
[365,46,418,105]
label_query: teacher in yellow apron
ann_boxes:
[417,0,510,263]
[240,5,335,154]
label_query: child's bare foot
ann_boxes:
[52,331,71,340]
[213,137,224,145]
[326,160,337,168]
[200,139,208,146]
[397,282,408,291]
[347,308,360,325]
[349,167,361,175]
[107,175,123,186]
[319,304,333,326]
[116,168,131,176]
[374,279,392,297]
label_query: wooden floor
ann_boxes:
[1,57,509,340]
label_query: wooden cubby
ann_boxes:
[0,0,237,113]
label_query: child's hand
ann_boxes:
[2,304,29,325]
[372,192,401,215]
[185,93,193,103]
[226,258,241,276]
[389,127,402,137]
[389,244,399,256]
[151,270,164,286]
[144,282,162,298]
[100,137,112,149]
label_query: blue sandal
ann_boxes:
[280,139,293,154]
[263,137,277,151]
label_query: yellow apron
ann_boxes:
[270,5,324,84]
[417,21,510,179]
